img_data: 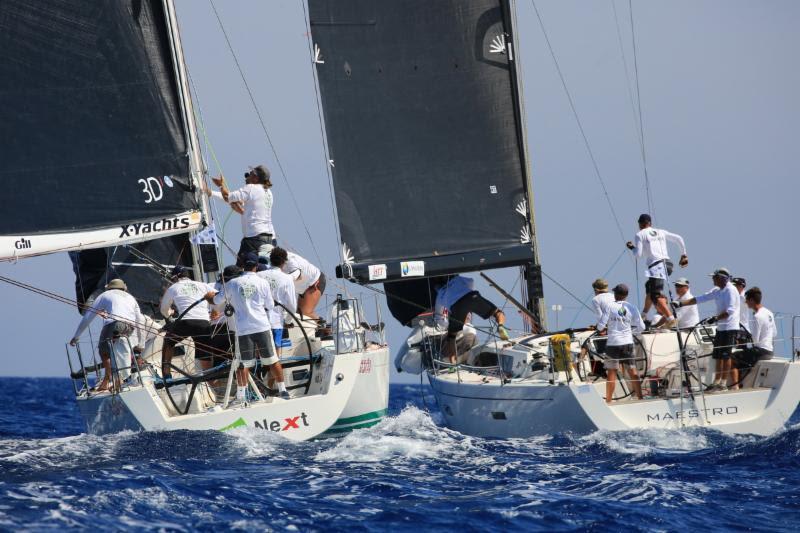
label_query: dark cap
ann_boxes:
[242,252,260,268]
[637,213,652,224]
[171,265,188,278]
[612,283,629,295]
[219,265,242,282]
[250,164,271,186]
[732,277,746,288]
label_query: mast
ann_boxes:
[162,0,220,281]
[503,0,546,328]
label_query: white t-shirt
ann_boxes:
[676,290,700,329]
[434,276,475,328]
[694,282,740,331]
[598,300,645,346]
[751,307,777,352]
[738,293,752,333]
[225,184,274,238]
[591,291,615,324]
[281,252,321,294]
[257,267,297,328]
[213,271,274,336]
[208,281,236,332]
[73,289,144,345]
[632,226,687,266]
[160,279,211,321]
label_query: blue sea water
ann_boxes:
[1,378,799,531]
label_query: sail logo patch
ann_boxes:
[368,264,387,281]
[119,216,190,238]
[14,238,31,250]
[400,261,425,278]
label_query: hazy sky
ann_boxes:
[1,1,798,379]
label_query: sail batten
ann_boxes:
[309,0,538,284]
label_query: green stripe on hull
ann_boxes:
[322,418,382,435]
[334,408,388,426]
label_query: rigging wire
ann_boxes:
[530,0,626,244]
[207,0,325,269]
[186,70,236,242]
[628,0,655,219]
[610,0,644,151]
[566,247,628,327]
[299,0,345,268]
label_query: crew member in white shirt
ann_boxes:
[590,278,615,325]
[731,277,751,333]
[208,164,275,264]
[434,275,509,365]
[257,255,298,356]
[210,253,288,404]
[597,284,645,403]
[744,287,776,361]
[673,278,700,329]
[160,266,216,377]
[626,213,688,327]
[207,265,242,366]
[69,279,144,391]
[674,267,740,390]
[269,246,325,319]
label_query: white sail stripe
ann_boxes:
[0,210,202,262]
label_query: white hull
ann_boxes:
[404,325,800,438]
[431,359,800,437]
[77,351,359,441]
[72,300,390,440]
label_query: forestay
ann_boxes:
[0,0,202,260]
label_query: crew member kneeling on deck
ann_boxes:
[597,284,645,403]
[212,253,288,404]
[160,266,216,378]
[434,276,508,365]
[69,279,144,391]
[269,246,325,320]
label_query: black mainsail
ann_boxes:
[308,0,544,323]
[0,0,203,260]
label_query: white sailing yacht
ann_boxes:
[0,0,388,439]
[307,0,800,437]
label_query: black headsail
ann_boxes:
[308,0,544,324]
[0,0,203,260]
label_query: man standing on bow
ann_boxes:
[626,214,688,327]
[674,267,740,390]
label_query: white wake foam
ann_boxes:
[315,406,477,463]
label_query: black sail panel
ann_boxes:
[309,0,535,283]
[0,0,197,238]
[70,234,195,319]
